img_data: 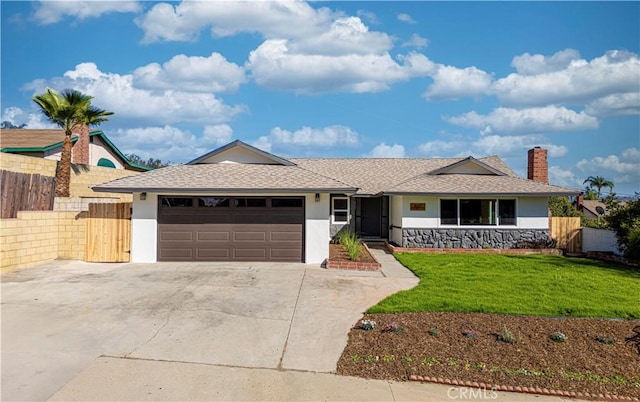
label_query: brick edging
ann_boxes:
[384,242,562,256]
[408,375,640,401]
[325,243,381,271]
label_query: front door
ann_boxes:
[360,197,381,237]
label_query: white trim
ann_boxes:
[331,196,350,224]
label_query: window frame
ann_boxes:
[439,198,517,227]
[331,196,350,224]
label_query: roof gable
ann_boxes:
[188,140,295,166]
[0,128,150,171]
[428,156,506,176]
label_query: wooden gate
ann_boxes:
[85,202,132,262]
[551,217,582,254]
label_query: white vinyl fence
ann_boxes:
[582,227,621,255]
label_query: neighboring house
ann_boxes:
[94,141,577,264]
[573,196,609,219]
[0,129,149,172]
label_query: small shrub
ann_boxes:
[382,322,403,333]
[337,230,362,261]
[421,357,440,366]
[428,327,439,337]
[351,354,361,362]
[595,334,616,345]
[360,319,376,330]
[550,331,568,343]
[402,355,413,363]
[382,355,395,362]
[497,325,519,344]
[364,355,377,363]
[462,328,477,338]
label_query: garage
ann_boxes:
[158,196,304,262]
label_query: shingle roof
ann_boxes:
[291,156,520,195]
[386,173,576,195]
[92,141,577,196]
[93,163,357,193]
[0,129,77,150]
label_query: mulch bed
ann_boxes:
[337,312,640,399]
[329,243,377,264]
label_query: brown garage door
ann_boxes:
[158,196,304,262]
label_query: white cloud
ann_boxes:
[132,53,246,93]
[247,40,434,94]
[445,106,599,135]
[136,0,335,43]
[366,143,406,158]
[203,125,233,146]
[511,49,581,75]
[418,139,465,156]
[585,92,640,117]
[424,65,493,100]
[32,1,140,25]
[270,125,359,147]
[473,135,568,157]
[402,33,429,49]
[251,136,273,153]
[419,135,567,159]
[397,13,416,24]
[24,62,246,126]
[356,10,378,25]
[112,125,234,163]
[577,148,640,177]
[494,50,640,106]
[1,106,57,129]
[288,17,393,56]
[549,165,582,189]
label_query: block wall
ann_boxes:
[0,211,86,273]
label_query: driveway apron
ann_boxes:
[1,257,417,401]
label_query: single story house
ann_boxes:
[1,128,148,172]
[94,141,578,264]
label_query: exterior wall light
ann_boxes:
[315,193,320,202]
[140,192,147,200]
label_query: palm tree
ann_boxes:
[583,176,614,199]
[33,88,113,197]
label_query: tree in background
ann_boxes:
[1,121,27,129]
[549,196,599,228]
[606,195,640,260]
[33,88,113,197]
[583,176,614,199]
[126,154,172,169]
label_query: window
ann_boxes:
[271,198,303,208]
[498,199,516,225]
[161,197,193,208]
[440,199,457,225]
[198,197,229,207]
[440,199,516,226]
[332,197,349,224]
[235,198,267,208]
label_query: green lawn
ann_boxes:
[369,253,640,319]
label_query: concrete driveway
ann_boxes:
[2,254,417,401]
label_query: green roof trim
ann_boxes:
[1,130,151,171]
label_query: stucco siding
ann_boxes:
[518,197,550,228]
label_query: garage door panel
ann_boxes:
[233,248,267,259]
[158,196,304,262]
[270,249,303,260]
[197,248,231,259]
[159,229,194,242]
[160,248,194,259]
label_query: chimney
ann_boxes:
[72,124,90,165]
[527,147,548,184]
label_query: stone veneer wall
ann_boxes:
[402,228,550,249]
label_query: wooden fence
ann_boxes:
[85,202,132,262]
[0,170,55,218]
[550,217,582,254]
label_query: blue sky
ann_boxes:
[2,1,639,196]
